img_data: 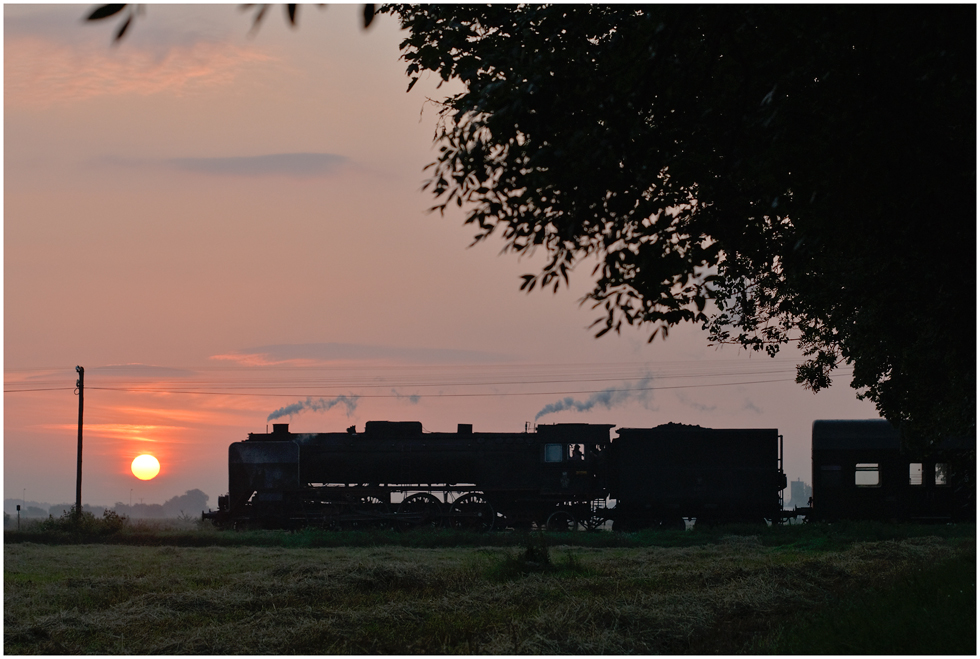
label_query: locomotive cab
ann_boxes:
[536,424,611,496]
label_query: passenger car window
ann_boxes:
[909,463,923,486]
[935,463,949,486]
[543,444,563,463]
[855,463,880,487]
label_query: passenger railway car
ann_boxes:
[811,419,975,523]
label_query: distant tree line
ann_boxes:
[108,489,210,519]
[5,489,210,520]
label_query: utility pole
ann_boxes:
[75,365,84,521]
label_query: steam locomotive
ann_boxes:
[202,419,974,530]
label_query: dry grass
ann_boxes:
[4,533,973,654]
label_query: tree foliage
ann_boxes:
[385,5,975,445]
[85,4,378,41]
[84,4,975,444]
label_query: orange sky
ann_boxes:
[4,5,880,510]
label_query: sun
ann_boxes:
[131,454,161,480]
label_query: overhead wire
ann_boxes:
[4,358,851,398]
[80,377,796,397]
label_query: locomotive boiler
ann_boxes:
[205,421,614,530]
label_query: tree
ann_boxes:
[161,489,210,517]
[85,4,975,446]
[385,5,975,447]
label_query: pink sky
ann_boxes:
[4,5,880,511]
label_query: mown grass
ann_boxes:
[751,551,976,654]
[6,515,974,551]
[4,524,974,654]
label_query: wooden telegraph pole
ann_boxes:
[75,365,84,520]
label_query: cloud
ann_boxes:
[39,423,188,440]
[90,364,198,378]
[4,5,234,49]
[211,343,511,366]
[535,375,654,420]
[165,153,349,177]
[5,31,278,108]
[110,407,219,425]
[267,396,359,422]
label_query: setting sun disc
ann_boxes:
[131,454,160,480]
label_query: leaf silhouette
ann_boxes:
[86,4,126,21]
[114,15,132,40]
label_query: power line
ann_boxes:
[4,359,848,397]
[3,387,75,393]
[14,377,796,398]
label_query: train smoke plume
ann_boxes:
[391,389,421,404]
[267,395,359,422]
[534,375,653,420]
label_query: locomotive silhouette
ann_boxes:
[203,419,973,530]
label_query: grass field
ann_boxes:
[4,523,975,654]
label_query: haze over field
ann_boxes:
[4,5,880,508]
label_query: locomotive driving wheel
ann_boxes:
[396,493,444,530]
[449,493,495,532]
[545,510,578,532]
[582,513,605,531]
[582,500,608,531]
[348,495,390,529]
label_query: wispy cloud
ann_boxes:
[39,423,188,440]
[110,406,219,425]
[5,34,278,108]
[166,153,349,177]
[91,364,198,378]
[211,343,510,366]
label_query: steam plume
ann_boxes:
[267,395,359,422]
[535,375,653,420]
[392,389,421,404]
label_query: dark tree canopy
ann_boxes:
[385,4,976,446]
[85,4,975,446]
